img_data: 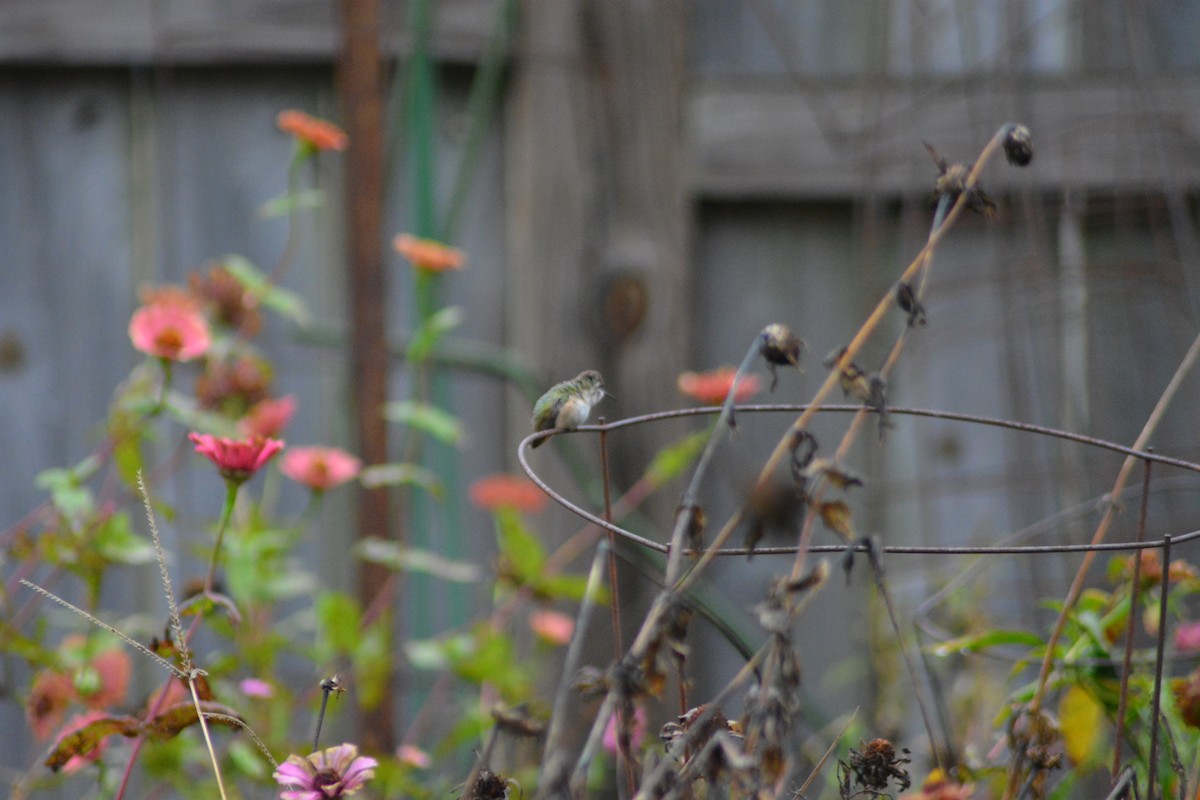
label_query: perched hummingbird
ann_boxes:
[530,370,608,449]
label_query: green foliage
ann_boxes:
[384,400,466,446]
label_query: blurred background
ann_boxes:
[4,0,1200,790]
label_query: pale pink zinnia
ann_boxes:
[603,706,648,755]
[189,432,284,481]
[529,609,575,646]
[395,744,431,769]
[128,302,211,361]
[240,678,275,699]
[1178,622,1200,652]
[274,743,378,799]
[240,395,297,439]
[280,446,362,491]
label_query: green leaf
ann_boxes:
[94,512,156,565]
[354,538,482,583]
[353,614,391,711]
[930,629,1045,657]
[257,189,325,219]
[35,467,95,523]
[222,254,310,325]
[496,511,545,582]
[383,401,466,446]
[162,391,240,437]
[539,574,602,603]
[228,738,269,779]
[405,634,471,671]
[643,431,711,489]
[407,306,463,361]
[359,464,443,497]
[315,592,362,659]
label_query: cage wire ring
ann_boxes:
[518,403,1200,557]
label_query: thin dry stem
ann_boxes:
[188,677,229,800]
[1006,326,1200,798]
[19,579,186,680]
[137,470,192,675]
[792,709,860,798]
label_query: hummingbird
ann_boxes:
[530,370,608,449]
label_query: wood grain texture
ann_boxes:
[689,76,1200,198]
[504,0,691,493]
[0,0,501,64]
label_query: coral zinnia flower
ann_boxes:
[393,233,465,273]
[128,303,211,362]
[239,395,297,438]
[529,609,575,646]
[277,110,348,152]
[274,743,378,799]
[189,432,284,481]
[469,474,547,513]
[677,368,762,405]
[280,446,362,491]
[80,647,132,710]
[26,670,75,741]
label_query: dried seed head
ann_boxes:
[759,323,804,367]
[1003,124,1034,166]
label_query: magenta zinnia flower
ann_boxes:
[279,446,362,491]
[189,432,284,482]
[128,302,211,362]
[274,743,378,799]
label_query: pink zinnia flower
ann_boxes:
[240,395,297,438]
[529,609,575,646]
[280,446,362,491]
[395,744,430,769]
[240,678,275,699]
[1178,622,1200,652]
[677,368,762,406]
[393,233,466,273]
[603,706,648,755]
[128,303,211,362]
[274,743,378,799]
[189,432,284,481]
[469,474,548,513]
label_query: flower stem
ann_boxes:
[205,479,242,594]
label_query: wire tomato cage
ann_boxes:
[518,402,1200,792]
[519,403,1200,558]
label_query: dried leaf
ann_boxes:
[817,500,856,542]
[45,715,141,771]
[142,700,244,741]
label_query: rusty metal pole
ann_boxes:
[339,0,394,752]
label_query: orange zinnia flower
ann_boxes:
[393,233,465,273]
[276,109,348,152]
[677,368,762,405]
[469,474,547,513]
[279,446,362,491]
